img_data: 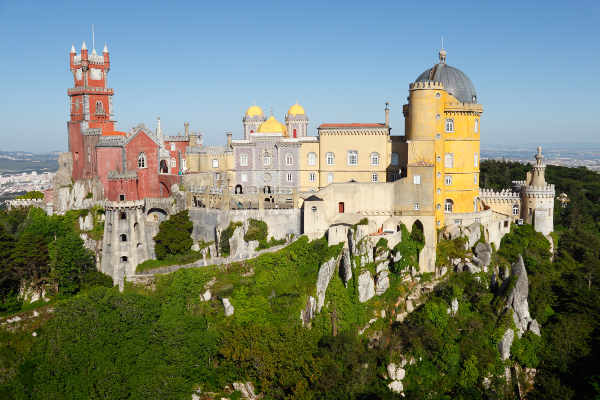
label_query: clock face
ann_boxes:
[90,68,102,81]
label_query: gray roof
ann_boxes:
[415,63,477,104]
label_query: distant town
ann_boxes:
[1,143,599,203]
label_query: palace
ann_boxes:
[13,39,553,282]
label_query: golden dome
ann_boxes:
[245,105,264,117]
[287,103,305,115]
[257,115,287,135]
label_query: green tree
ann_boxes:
[49,231,95,295]
[154,211,194,260]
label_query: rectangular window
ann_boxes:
[308,152,316,166]
[413,175,421,185]
[445,153,454,168]
[170,143,176,151]
[371,173,378,182]
[414,202,420,211]
[474,174,478,184]
[240,153,248,166]
[328,173,334,183]
[170,158,176,168]
[309,172,316,182]
[445,175,453,185]
[347,150,358,166]
[338,202,345,213]
[287,173,292,182]
[445,118,454,132]
[212,159,219,168]
[475,119,479,133]
[241,173,247,183]
[474,153,478,168]
[326,152,334,166]
[370,153,379,166]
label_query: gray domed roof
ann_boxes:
[415,51,478,103]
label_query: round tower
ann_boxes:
[522,147,555,235]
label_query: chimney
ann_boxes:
[184,122,190,137]
[385,102,390,127]
[226,132,232,148]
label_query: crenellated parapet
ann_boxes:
[523,184,555,198]
[409,81,444,90]
[480,188,520,203]
[6,198,45,210]
[104,199,144,210]
[107,170,137,180]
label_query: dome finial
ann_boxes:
[439,36,446,63]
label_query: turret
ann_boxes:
[531,146,547,187]
[103,43,110,69]
[69,45,76,68]
[184,122,190,137]
[81,41,88,61]
[385,102,390,127]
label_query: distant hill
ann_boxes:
[0,151,59,174]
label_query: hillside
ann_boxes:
[0,161,599,399]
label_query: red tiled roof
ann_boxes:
[318,123,386,128]
[103,130,127,136]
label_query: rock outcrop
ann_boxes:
[232,382,258,399]
[358,271,375,303]
[316,257,339,312]
[222,298,234,317]
[375,262,390,296]
[339,247,352,286]
[473,242,492,268]
[506,255,540,337]
[387,362,407,395]
[228,226,259,260]
[499,328,514,360]
[300,296,317,327]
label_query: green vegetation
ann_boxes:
[154,210,194,260]
[219,221,242,257]
[15,191,44,200]
[392,223,425,272]
[0,207,113,314]
[136,251,205,273]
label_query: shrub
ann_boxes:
[220,221,242,257]
[16,191,44,200]
[244,219,268,242]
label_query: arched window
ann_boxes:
[370,152,380,166]
[307,152,316,166]
[391,152,399,166]
[475,119,479,133]
[285,153,293,166]
[445,118,454,132]
[445,175,453,185]
[95,100,104,116]
[512,204,519,216]
[263,153,271,166]
[120,234,127,242]
[137,152,146,168]
[326,152,335,166]
[444,199,454,212]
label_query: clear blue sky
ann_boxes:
[0,0,598,152]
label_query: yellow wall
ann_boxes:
[185,151,234,185]
[317,129,391,188]
[299,140,320,192]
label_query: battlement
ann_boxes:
[480,188,520,200]
[409,81,444,90]
[104,200,144,210]
[68,87,114,96]
[6,199,45,210]
[108,170,137,180]
[83,128,102,136]
[524,184,555,197]
[98,135,125,147]
[165,136,190,142]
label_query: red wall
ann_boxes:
[125,131,162,199]
[96,146,122,196]
[68,122,84,180]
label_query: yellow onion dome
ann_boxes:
[257,115,287,135]
[245,105,264,117]
[287,103,305,115]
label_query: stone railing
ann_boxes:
[104,200,145,210]
[165,136,189,142]
[145,197,172,212]
[108,170,137,180]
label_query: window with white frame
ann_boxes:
[347,150,358,166]
[370,152,380,166]
[445,175,453,185]
[445,118,454,132]
[263,154,271,166]
[391,152,399,166]
[137,152,146,168]
[327,172,334,183]
[286,153,293,166]
[474,153,479,167]
[371,173,378,182]
[212,159,219,168]
[170,143,176,151]
[240,153,248,166]
[308,152,316,166]
[287,172,292,182]
[513,204,519,216]
[445,153,454,168]
[170,158,176,168]
[241,173,247,183]
[445,199,454,212]
[181,159,186,171]
[414,203,420,210]
[413,175,421,185]
[95,100,104,115]
[475,119,479,133]
[474,174,478,184]
[309,172,316,182]
[326,152,334,165]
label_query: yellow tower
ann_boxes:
[403,49,483,227]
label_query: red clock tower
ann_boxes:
[68,41,117,180]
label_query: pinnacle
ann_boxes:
[70,44,76,53]
[103,43,108,53]
[81,41,87,50]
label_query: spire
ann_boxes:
[103,43,108,53]
[81,41,87,51]
[92,24,95,52]
[70,44,76,53]
[439,48,447,64]
[92,48,97,55]
[156,117,163,143]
